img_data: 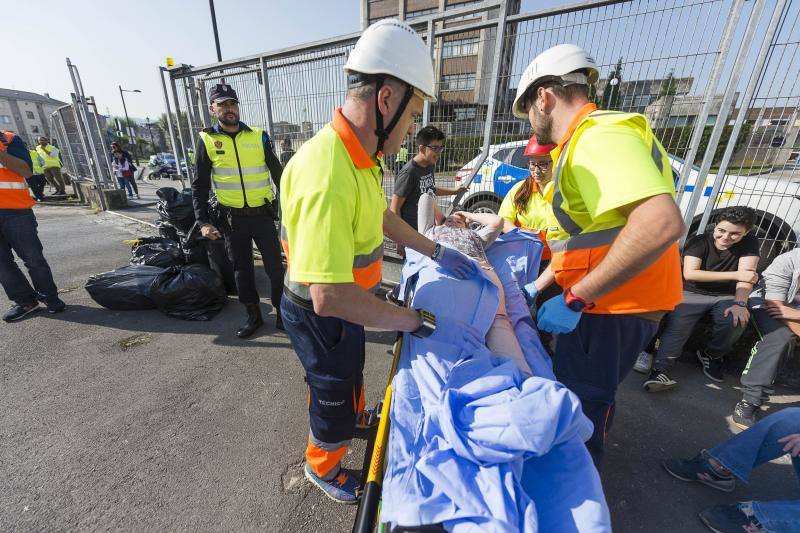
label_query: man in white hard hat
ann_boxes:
[512,44,685,465]
[279,19,481,503]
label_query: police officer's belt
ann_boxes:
[220,204,275,218]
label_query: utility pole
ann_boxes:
[119,85,142,163]
[209,0,223,62]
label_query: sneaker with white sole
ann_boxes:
[643,369,677,392]
[662,449,735,492]
[633,351,654,374]
[699,502,765,533]
[697,349,725,382]
[303,463,359,504]
[3,302,41,322]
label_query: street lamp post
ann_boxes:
[145,116,154,154]
[119,85,141,163]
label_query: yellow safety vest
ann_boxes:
[29,150,44,174]
[36,144,61,168]
[199,126,273,208]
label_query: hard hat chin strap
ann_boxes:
[373,76,414,157]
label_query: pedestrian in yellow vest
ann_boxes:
[36,137,66,195]
[191,83,286,338]
[27,149,46,201]
[512,44,685,465]
[280,19,479,503]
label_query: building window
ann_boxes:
[454,107,477,120]
[633,95,652,108]
[406,8,437,19]
[441,73,476,91]
[442,37,479,58]
[0,115,11,124]
[665,115,692,128]
[31,125,40,133]
[26,111,35,119]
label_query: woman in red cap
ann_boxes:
[498,135,558,307]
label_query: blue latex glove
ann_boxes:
[536,294,582,334]
[433,245,478,280]
[429,315,484,353]
[521,281,539,306]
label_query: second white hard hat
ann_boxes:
[345,18,437,102]
[511,44,599,119]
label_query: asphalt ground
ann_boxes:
[1,205,798,532]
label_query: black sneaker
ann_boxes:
[643,369,677,392]
[45,298,66,314]
[3,302,41,322]
[699,502,765,533]
[732,400,759,430]
[697,349,725,382]
[662,450,735,492]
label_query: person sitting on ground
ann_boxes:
[641,206,760,391]
[731,247,800,429]
[662,407,799,533]
[418,192,532,376]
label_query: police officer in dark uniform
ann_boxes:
[191,84,285,338]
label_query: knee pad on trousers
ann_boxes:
[305,371,363,446]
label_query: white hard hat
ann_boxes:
[511,44,599,119]
[345,18,436,102]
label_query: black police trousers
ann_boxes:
[222,212,284,309]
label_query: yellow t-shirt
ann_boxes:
[280,109,386,304]
[498,179,554,232]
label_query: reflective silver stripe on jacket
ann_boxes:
[211,165,268,176]
[211,178,271,190]
[353,244,383,269]
[0,181,30,190]
[548,226,622,253]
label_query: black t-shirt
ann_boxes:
[682,231,760,295]
[393,160,435,229]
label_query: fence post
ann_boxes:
[67,79,107,208]
[674,0,746,205]
[88,96,115,180]
[169,74,191,187]
[159,66,183,181]
[259,56,276,138]
[69,94,92,180]
[423,18,435,125]
[696,0,789,235]
[680,0,766,242]
[197,79,211,129]
[450,0,509,213]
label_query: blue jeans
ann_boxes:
[708,407,800,530]
[0,209,58,305]
[116,176,134,197]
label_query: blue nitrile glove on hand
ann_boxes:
[429,315,484,353]
[537,294,582,334]
[521,281,539,307]
[433,245,477,280]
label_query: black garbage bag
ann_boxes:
[150,264,226,321]
[156,187,195,232]
[85,265,164,310]
[156,220,180,242]
[130,237,185,268]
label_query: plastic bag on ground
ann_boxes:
[156,220,180,242]
[85,265,165,310]
[150,264,227,321]
[130,237,185,268]
[156,187,195,232]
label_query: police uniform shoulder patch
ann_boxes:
[214,140,223,149]
[201,127,213,133]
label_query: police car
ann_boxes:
[456,140,800,266]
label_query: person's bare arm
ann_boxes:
[0,151,33,179]
[765,300,800,336]
[502,219,518,233]
[734,255,760,299]
[534,265,555,292]
[389,194,406,216]
[433,203,445,225]
[383,208,436,257]
[571,193,685,302]
[435,185,467,196]
[311,282,421,331]
[683,256,758,284]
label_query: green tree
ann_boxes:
[600,58,623,110]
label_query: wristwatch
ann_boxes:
[431,243,442,261]
[411,309,437,338]
[734,300,748,308]
[564,288,595,312]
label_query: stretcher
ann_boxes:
[352,229,610,532]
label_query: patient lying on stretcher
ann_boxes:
[418,192,533,376]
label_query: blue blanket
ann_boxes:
[381,230,610,532]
